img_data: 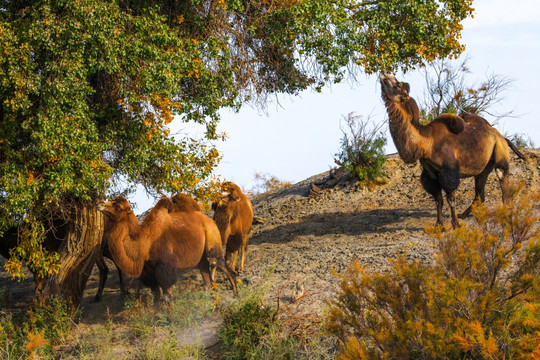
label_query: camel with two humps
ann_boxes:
[99,195,237,304]
[380,71,525,229]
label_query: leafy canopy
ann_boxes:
[0,0,474,276]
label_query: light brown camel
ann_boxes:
[98,196,237,303]
[212,182,253,272]
[380,72,525,228]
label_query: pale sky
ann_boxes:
[133,0,540,212]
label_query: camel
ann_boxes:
[380,71,525,228]
[212,182,253,271]
[0,219,126,302]
[98,196,237,303]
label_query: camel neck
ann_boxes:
[105,214,147,278]
[385,98,428,164]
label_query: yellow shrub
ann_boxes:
[326,182,540,359]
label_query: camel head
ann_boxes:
[98,196,134,222]
[380,71,410,103]
[213,182,242,209]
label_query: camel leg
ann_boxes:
[225,234,242,271]
[231,251,239,272]
[439,162,461,229]
[446,191,459,229]
[495,166,511,203]
[116,264,128,295]
[162,287,173,304]
[151,286,161,305]
[460,164,493,219]
[421,170,444,226]
[198,257,212,288]
[239,235,249,272]
[93,254,109,302]
[218,259,238,295]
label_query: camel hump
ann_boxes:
[171,193,201,212]
[433,114,465,134]
[154,197,174,212]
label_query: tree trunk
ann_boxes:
[41,201,104,306]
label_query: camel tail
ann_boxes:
[505,138,526,160]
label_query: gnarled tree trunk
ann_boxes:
[41,201,104,306]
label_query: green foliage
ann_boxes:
[326,183,540,359]
[335,113,387,184]
[220,298,278,359]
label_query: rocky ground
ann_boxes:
[1,148,539,354]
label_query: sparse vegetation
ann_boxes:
[251,173,292,194]
[63,284,215,359]
[506,132,536,149]
[420,57,514,125]
[0,296,76,359]
[334,113,387,184]
[326,182,540,359]
[217,270,336,360]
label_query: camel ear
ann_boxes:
[403,82,410,94]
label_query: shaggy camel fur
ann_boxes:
[0,219,125,302]
[212,182,253,271]
[380,72,525,228]
[99,196,237,303]
[171,193,202,212]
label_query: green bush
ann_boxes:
[219,298,277,359]
[326,182,540,359]
[335,113,387,184]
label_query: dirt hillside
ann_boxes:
[239,149,539,312]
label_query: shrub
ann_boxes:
[219,298,277,359]
[506,132,535,149]
[0,296,76,359]
[334,113,387,184]
[326,182,540,359]
[218,271,336,359]
[251,173,291,194]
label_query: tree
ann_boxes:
[0,0,474,304]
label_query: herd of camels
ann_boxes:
[1,73,526,304]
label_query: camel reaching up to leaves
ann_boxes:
[380,72,525,228]
[99,196,237,303]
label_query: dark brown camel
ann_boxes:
[99,196,237,303]
[212,182,253,272]
[380,72,525,228]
